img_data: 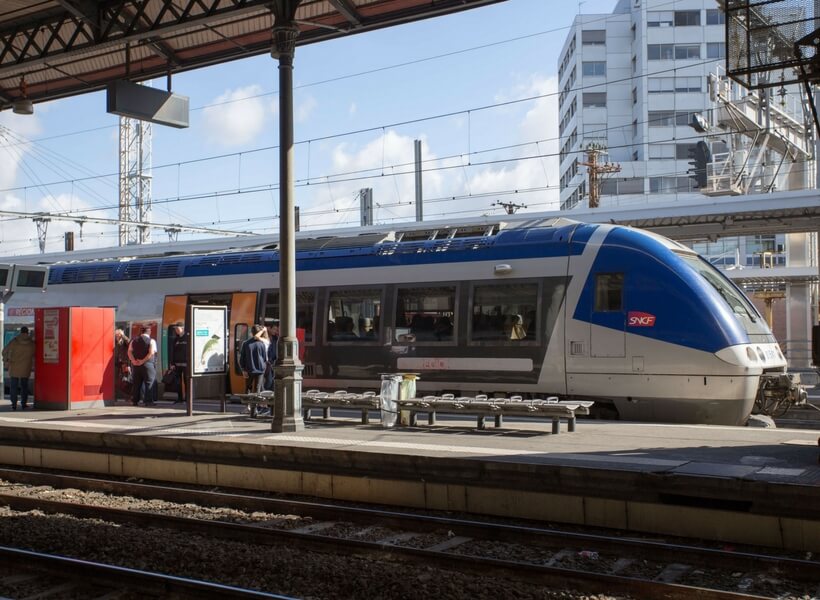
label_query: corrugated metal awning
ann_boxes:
[0,0,503,108]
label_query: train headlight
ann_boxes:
[746,347,757,362]
[756,347,766,361]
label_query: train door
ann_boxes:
[161,295,188,372]
[589,272,625,358]
[229,292,257,394]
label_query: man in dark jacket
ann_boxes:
[239,324,267,394]
[170,323,188,404]
[3,326,34,410]
[128,326,156,406]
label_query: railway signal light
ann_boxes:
[687,141,711,189]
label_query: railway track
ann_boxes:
[0,546,294,599]
[0,466,817,599]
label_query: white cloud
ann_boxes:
[348,102,357,117]
[0,113,42,193]
[202,85,268,146]
[295,94,317,123]
[464,75,560,212]
[0,192,114,256]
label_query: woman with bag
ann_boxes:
[114,329,132,399]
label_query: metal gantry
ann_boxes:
[119,115,152,246]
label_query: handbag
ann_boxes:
[162,368,179,392]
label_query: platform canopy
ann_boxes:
[0,0,503,109]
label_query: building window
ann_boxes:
[631,55,637,73]
[647,11,673,27]
[602,178,644,196]
[632,87,637,104]
[675,76,701,92]
[650,176,693,193]
[675,44,701,60]
[706,9,725,25]
[582,30,606,45]
[631,23,636,40]
[648,110,675,126]
[649,144,675,159]
[632,119,638,137]
[632,150,639,161]
[676,143,697,159]
[648,44,674,60]
[583,92,607,108]
[674,10,700,26]
[582,61,606,76]
[707,42,726,59]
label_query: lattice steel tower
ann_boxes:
[118,116,152,245]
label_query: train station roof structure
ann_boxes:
[0,0,502,109]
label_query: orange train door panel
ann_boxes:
[162,295,188,372]
[229,292,258,395]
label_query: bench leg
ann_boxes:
[303,408,311,421]
[323,407,330,419]
[361,409,369,425]
[428,412,436,426]
[409,412,417,427]
[477,416,485,430]
[250,404,257,419]
[568,416,576,432]
[494,414,503,428]
[552,417,560,434]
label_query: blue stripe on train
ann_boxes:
[49,224,591,284]
[572,227,747,353]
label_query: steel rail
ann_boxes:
[0,467,816,584]
[0,545,295,599]
[0,492,768,600]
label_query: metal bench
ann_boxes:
[237,390,591,433]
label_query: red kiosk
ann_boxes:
[34,307,115,409]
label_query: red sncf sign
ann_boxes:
[627,311,656,327]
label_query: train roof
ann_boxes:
[13,214,582,267]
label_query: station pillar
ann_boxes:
[271,2,304,433]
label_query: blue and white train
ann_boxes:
[4,216,804,425]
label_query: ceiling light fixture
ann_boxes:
[12,76,33,115]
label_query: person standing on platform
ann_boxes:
[264,319,279,391]
[239,324,267,395]
[114,329,131,399]
[2,326,34,410]
[170,322,188,405]
[128,326,157,406]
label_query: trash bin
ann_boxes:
[379,374,401,428]
[398,373,420,426]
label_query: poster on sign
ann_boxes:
[191,305,227,375]
[42,309,60,363]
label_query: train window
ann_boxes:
[395,286,455,343]
[234,323,249,375]
[261,290,316,343]
[471,283,538,342]
[327,289,381,342]
[594,273,623,312]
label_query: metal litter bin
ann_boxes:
[379,374,401,428]
[398,373,420,425]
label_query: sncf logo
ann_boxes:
[627,311,656,327]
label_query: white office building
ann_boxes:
[556,0,818,369]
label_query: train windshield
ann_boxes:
[676,253,772,340]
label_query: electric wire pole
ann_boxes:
[580,143,621,208]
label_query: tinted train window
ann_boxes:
[327,289,381,342]
[262,290,315,343]
[472,283,537,342]
[595,273,623,311]
[395,286,455,343]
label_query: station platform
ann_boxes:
[0,402,818,552]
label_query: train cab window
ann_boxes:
[233,323,249,375]
[327,289,381,342]
[471,283,538,342]
[395,286,456,343]
[594,273,624,312]
[261,290,316,343]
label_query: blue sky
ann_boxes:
[0,0,618,255]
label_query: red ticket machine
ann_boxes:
[34,307,115,409]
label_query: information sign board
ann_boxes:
[191,305,227,375]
